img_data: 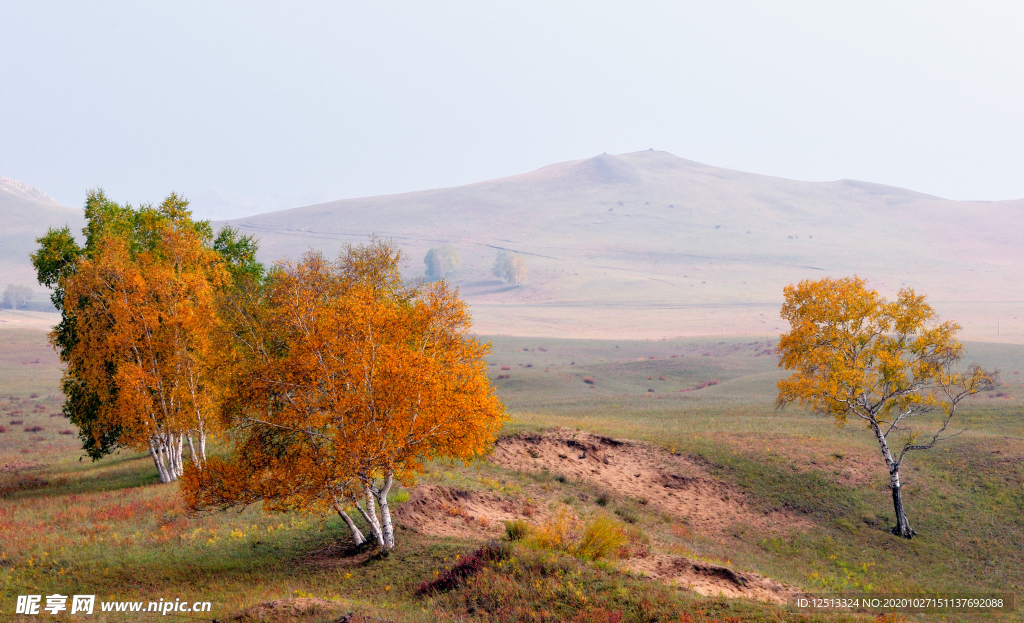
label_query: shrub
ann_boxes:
[575,516,627,561]
[614,506,639,524]
[0,426,7,433]
[417,541,511,595]
[504,519,530,542]
[595,492,610,506]
[59,429,75,435]
[530,507,580,552]
[583,377,595,385]
[9,419,23,425]
[24,425,44,433]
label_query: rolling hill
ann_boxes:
[0,176,84,295]
[222,150,1024,341]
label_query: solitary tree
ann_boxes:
[182,239,506,553]
[424,243,461,281]
[776,276,993,538]
[2,284,33,310]
[492,251,528,287]
[32,190,258,481]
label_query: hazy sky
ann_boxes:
[3,2,1024,219]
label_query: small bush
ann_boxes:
[595,492,610,506]
[575,516,627,561]
[9,419,23,425]
[29,393,39,399]
[554,474,567,484]
[531,507,579,552]
[24,425,44,433]
[59,429,74,435]
[614,507,639,524]
[504,519,530,542]
[501,365,511,371]
[0,425,7,433]
[583,377,595,385]
[417,541,511,595]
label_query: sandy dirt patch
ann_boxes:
[394,484,536,540]
[489,428,811,537]
[625,555,793,603]
[228,597,350,622]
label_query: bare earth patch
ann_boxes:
[625,555,793,603]
[394,484,535,539]
[228,597,344,622]
[489,428,811,537]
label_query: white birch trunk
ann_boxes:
[355,487,385,549]
[334,504,366,547]
[374,474,396,551]
[149,439,171,483]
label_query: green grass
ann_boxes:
[2,328,1022,621]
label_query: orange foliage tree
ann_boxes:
[182,240,506,552]
[776,276,993,538]
[34,191,251,482]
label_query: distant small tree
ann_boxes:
[424,243,461,281]
[776,276,993,538]
[2,284,33,310]
[492,251,528,287]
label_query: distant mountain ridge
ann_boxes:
[0,176,62,206]
[3,152,1021,340]
[222,150,1024,340]
[0,176,83,290]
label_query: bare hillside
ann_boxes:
[0,177,84,289]
[224,151,1024,341]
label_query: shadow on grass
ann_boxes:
[1,456,160,501]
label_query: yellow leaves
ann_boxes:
[777,276,980,426]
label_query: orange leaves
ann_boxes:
[194,240,507,520]
[58,194,228,465]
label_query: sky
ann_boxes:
[2,1,1024,219]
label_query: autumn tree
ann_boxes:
[776,276,993,538]
[492,251,528,287]
[32,190,260,481]
[182,239,506,552]
[424,243,461,281]
[2,284,33,310]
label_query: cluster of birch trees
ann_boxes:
[34,192,505,552]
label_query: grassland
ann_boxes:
[1,326,1022,621]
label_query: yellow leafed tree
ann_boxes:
[183,239,506,552]
[776,276,993,538]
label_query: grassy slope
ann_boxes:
[1,328,1021,621]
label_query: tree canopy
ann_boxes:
[32,190,261,480]
[776,276,993,538]
[182,239,505,552]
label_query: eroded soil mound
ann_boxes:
[394,484,534,539]
[490,428,810,536]
[626,555,793,603]
[228,598,344,622]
